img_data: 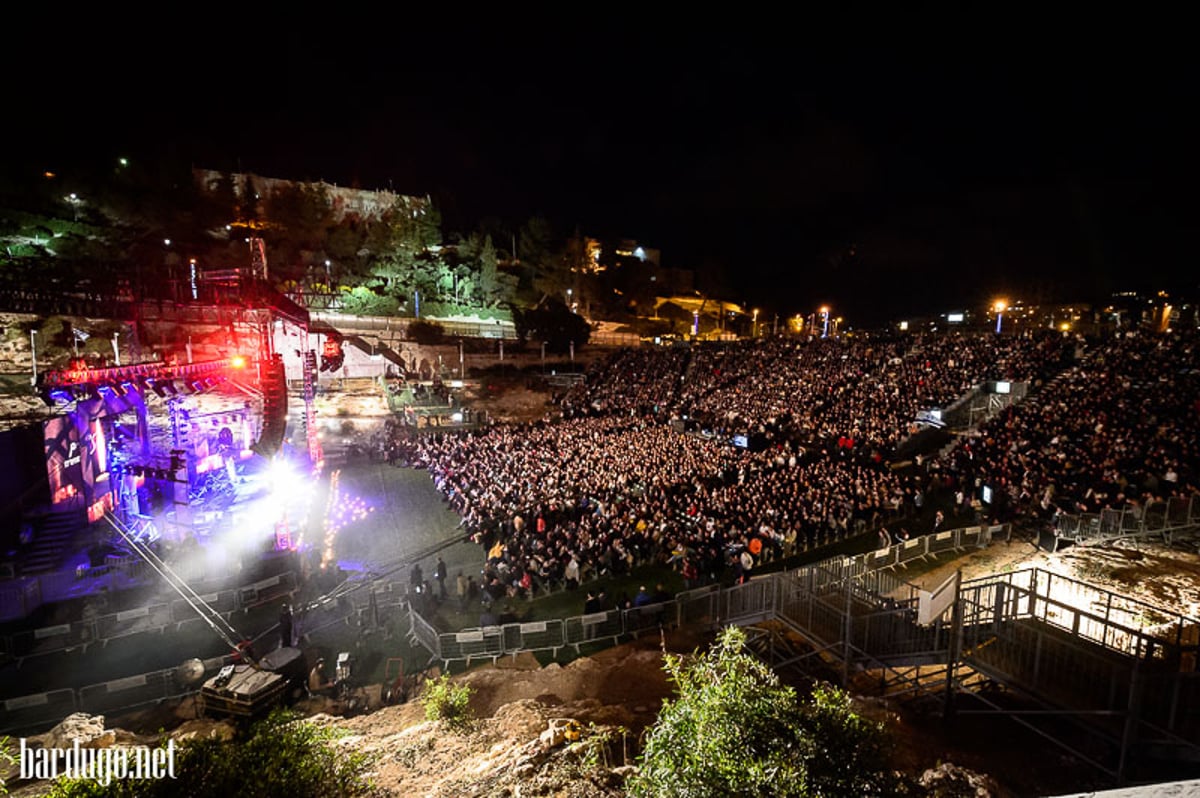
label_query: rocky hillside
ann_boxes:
[4,631,1013,797]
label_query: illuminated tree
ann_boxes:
[628,627,903,798]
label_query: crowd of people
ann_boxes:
[397,328,1199,601]
[564,332,1074,457]
[941,330,1200,521]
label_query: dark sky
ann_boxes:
[8,26,1197,325]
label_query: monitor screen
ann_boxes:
[982,485,994,504]
[995,381,1011,394]
[732,435,749,449]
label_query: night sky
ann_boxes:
[8,27,1197,326]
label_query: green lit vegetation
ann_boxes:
[628,626,906,798]
[41,710,377,798]
[420,673,473,731]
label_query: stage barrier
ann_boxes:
[95,603,174,642]
[0,689,78,735]
[78,668,181,716]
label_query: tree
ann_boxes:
[509,300,590,354]
[627,626,903,798]
[478,234,500,304]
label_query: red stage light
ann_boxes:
[230,355,247,369]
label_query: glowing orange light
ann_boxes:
[230,355,247,369]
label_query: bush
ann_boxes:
[42,710,376,798]
[627,626,904,798]
[421,673,472,730]
[1,735,14,795]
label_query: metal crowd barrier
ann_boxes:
[1,569,305,663]
[403,522,1010,670]
[1054,496,1199,547]
[237,573,298,610]
[870,524,1008,571]
[77,669,182,716]
[95,603,174,643]
[413,578,782,668]
[171,591,238,623]
[9,620,97,658]
[0,689,78,735]
[407,605,443,659]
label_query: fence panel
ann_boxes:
[676,586,720,628]
[237,572,298,609]
[926,530,958,559]
[1168,497,1193,527]
[722,579,774,622]
[1122,510,1143,533]
[446,626,506,662]
[407,607,441,659]
[623,602,673,636]
[95,603,173,641]
[895,537,928,568]
[958,526,984,549]
[512,619,565,655]
[10,621,96,658]
[564,610,624,647]
[1099,509,1124,536]
[1144,502,1168,532]
[865,546,898,570]
[78,669,177,715]
[171,591,237,622]
[0,689,78,734]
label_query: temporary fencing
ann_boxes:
[0,689,78,735]
[1054,495,1199,548]
[77,669,183,716]
[95,603,174,642]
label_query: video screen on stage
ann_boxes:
[43,416,111,508]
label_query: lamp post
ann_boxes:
[994,300,1008,334]
[752,308,759,338]
[30,330,38,386]
[820,306,831,338]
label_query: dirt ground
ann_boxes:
[906,529,1200,619]
[9,535,1200,796]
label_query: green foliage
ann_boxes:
[421,674,472,730]
[0,734,14,795]
[42,710,376,798]
[339,285,400,316]
[798,683,897,797]
[628,627,902,798]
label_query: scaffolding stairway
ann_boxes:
[18,506,89,575]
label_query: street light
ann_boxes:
[752,309,759,338]
[994,300,1008,334]
[820,306,831,338]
